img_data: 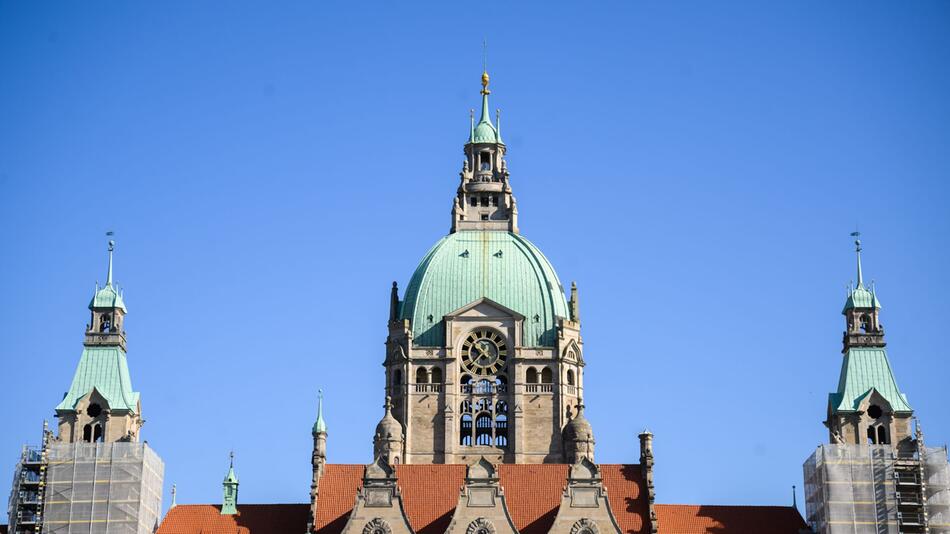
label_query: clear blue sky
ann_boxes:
[2,1,949,523]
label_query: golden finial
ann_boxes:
[481,71,490,95]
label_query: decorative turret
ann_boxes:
[842,233,884,351]
[86,238,128,350]
[373,396,405,465]
[452,70,518,234]
[221,452,239,515]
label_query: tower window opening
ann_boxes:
[460,414,473,446]
[470,196,478,207]
[878,426,889,444]
[480,196,489,207]
[92,423,103,443]
[526,367,538,384]
[540,367,553,384]
[495,414,508,446]
[475,414,493,445]
[416,367,429,384]
[83,424,92,442]
[868,404,883,419]
[431,367,442,383]
[567,370,575,386]
[481,214,489,221]
[87,403,102,417]
[100,314,112,332]
[860,314,870,333]
[491,195,499,207]
[480,152,491,171]
[867,426,877,444]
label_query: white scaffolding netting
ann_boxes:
[42,442,163,534]
[804,444,950,534]
[924,447,950,532]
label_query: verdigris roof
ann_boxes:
[829,347,911,413]
[400,231,569,347]
[89,283,127,312]
[842,285,880,313]
[55,346,140,413]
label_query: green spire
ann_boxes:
[470,71,502,144]
[89,238,127,312]
[853,232,864,288]
[843,233,881,311]
[312,390,327,435]
[221,452,239,515]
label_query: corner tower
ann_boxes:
[55,239,143,443]
[826,235,913,449]
[385,72,587,465]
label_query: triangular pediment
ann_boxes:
[446,298,524,320]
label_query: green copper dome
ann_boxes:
[90,283,127,312]
[399,231,569,347]
[473,120,499,144]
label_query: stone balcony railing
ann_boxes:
[413,384,443,393]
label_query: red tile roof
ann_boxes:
[655,504,807,534]
[314,464,650,534]
[156,503,310,534]
[154,468,806,534]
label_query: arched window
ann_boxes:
[475,414,493,445]
[867,426,877,444]
[567,370,575,386]
[92,424,103,443]
[526,368,538,384]
[460,400,472,413]
[460,374,473,385]
[475,379,492,394]
[83,424,93,442]
[495,414,508,446]
[860,314,870,333]
[460,414,473,446]
[495,400,508,414]
[393,370,402,386]
[540,367,553,384]
[878,426,888,445]
[100,314,112,332]
[431,367,442,383]
[416,367,429,384]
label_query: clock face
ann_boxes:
[461,328,508,376]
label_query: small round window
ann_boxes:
[87,403,102,417]
[867,405,883,419]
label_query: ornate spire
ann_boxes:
[106,237,115,286]
[851,231,864,288]
[170,484,177,508]
[221,451,239,515]
[313,389,327,435]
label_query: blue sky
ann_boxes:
[1,1,949,522]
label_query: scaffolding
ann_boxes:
[40,442,164,534]
[804,444,950,534]
[7,425,53,533]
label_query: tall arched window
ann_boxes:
[475,414,493,445]
[431,367,442,383]
[416,367,429,384]
[860,314,870,333]
[540,367,553,384]
[877,426,888,445]
[92,424,103,443]
[867,426,877,444]
[495,414,508,446]
[495,375,507,392]
[460,414,473,446]
[100,314,112,332]
[526,368,538,384]
[567,370,575,386]
[83,424,93,442]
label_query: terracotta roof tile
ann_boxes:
[497,464,569,534]
[395,464,466,534]
[601,464,650,534]
[315,464,364,534]
[156,503,310,534]
[655,504,806,534]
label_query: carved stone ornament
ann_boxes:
[466,517,496,534]
[363,518,392,534]
[571,518,599,534]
